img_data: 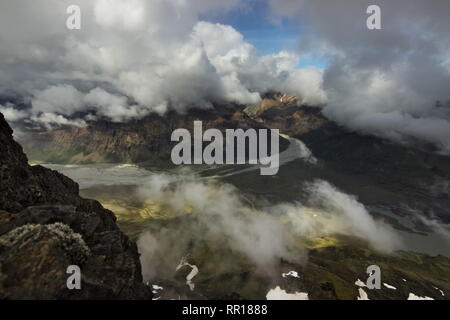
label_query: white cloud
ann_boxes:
[0,104,27,122]
[94,0,147,31]
[192,22,327,105]
[31,85,84,115]
[30,112,87,130]
[84,87,143,122]
[269,0,450,154]
[304,180,401,252]
[0,0,327,129]
[135,173,400,280]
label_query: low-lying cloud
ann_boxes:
[135,173,401,282]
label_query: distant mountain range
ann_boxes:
[21,93,450,224]
[2,91,450,299]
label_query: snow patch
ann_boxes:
[355,279,366,287]
[176,257,199,291]
[282,271,300,279]
[383,283,397,290]
[357,288,369,300]
[407,293,434,300]
[152,284,163,294]
[433,286,445,297]
[266,286,309,300]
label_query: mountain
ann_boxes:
[3,95,450,300]
[21,104,289,166]
[241,96,450,224]
[0,112,151,299]
[20,94,450,224]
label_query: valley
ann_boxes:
[20,94,450,300]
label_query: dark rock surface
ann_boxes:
[0,112,152,299]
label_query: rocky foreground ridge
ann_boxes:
[0,112,151,299]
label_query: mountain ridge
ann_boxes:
[18,95,450,225]
[21,104,288,165]
[0,112,152,299]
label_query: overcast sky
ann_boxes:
[0,0,449,154]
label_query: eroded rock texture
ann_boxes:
[0,112,151,299]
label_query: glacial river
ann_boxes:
[36,136,450,259]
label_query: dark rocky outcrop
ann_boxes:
[0,112,152,299]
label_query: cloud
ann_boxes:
[269,0,450,154]
[135,172,400,281]
[6,0,448,155]
[30,113,87,130]
[94,0,147,31]
[136,172,299,281]
[83,87,143,122]
[304,180,401,251]
[0,0,327,128]
[0,104,28,122]
[31,85,85,115]
[192,23,327,105]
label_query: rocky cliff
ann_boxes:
[0,112,152,299]
[21,104,288,166]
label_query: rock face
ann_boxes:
[244,92,302,118]
[21,104,287,165]
[0,112,152,299]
